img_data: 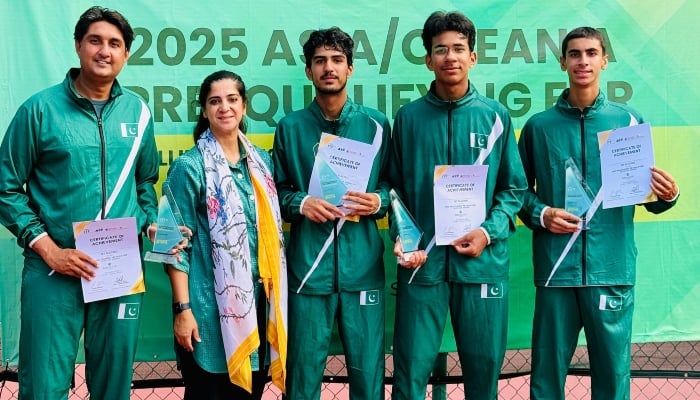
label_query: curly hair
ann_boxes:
[303,27,354,68]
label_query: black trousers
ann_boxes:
[176,344,268,400]
[176,289,269,400]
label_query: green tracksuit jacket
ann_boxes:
[272,98,391,294]
[0,68,159,252]
[518,90,677,287]
[388,82,526,285]
[0,68,158,400]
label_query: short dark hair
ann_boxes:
[561,27,607,56]
[192,70,248,142]
[303,27,354,69]
[421,11,476,54]
[74,6,134,51]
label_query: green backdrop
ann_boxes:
[1,0,699,365]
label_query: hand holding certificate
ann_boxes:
[598,122,656,208]
[308,132,379,221]
[433,165,488,246]
[74,217,145,303]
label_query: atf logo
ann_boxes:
[121,123,140,138]
[599,295,623,311]
[360,289,380,306]
[480,283,503,299]
[117,303,141,319]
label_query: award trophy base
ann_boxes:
[144,251,179,264]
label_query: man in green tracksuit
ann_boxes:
[272,27,391,400]
[518,27,679,399]
[0,7,158,400]
[388,11,526,400]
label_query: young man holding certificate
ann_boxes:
[518,27,679,399]
[388,11,527,400]
[0,7,158,399]
[272,27,391,399]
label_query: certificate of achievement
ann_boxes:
[433,165,488,246]
[308,132,378,219]
[598,122,656,209]
[74,217,145,303]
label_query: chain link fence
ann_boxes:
[2,342,700,399]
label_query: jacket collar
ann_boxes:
[65,68,123,102]
[308,97,354,131]
[425,80,477,108]
[556,88,607,117]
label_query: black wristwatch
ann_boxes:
[172,302,191,314]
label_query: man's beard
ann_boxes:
[314,80,346,95]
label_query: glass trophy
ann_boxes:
[144,185,188,263]
[318,158,348,206]
[389,189,423,261]
[564,158,595,230]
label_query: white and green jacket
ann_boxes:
[388,81,527,285]
[0,69,159,255]
[272,98,391,295]
[518,90,677,287]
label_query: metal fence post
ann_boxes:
[431,352,447,400]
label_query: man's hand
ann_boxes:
[32,236,98,279]
[451,229,488,257]
[301,197,345,223]
[650,166,679,201]
[174,310,201,352]
[393,239,427,268]
[543,207,581,233]
[342,191,380,217]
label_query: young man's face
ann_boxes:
[425,31,476,89]
[560,37,608,89]
[75,21,129,84]
[305,46,354,95]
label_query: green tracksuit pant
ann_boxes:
[286,289,385,400]
[392,281,509,400]
[530,285,634,400]
[19,258,143,400]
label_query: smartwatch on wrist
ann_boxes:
[172,302,191,314]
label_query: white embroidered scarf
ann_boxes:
[197,129,288,393]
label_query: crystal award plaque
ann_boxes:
[564,158,595,230]
[144,185,188,263]
[390,189,423,261]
